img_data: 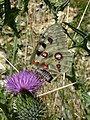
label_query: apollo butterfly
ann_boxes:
[30,24,73,82]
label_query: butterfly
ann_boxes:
[30,23,73,82]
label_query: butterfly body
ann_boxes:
[35,69,53,83]
[30,24,73,82]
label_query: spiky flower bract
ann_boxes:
[6,70,44,94]
[15,93,48,120]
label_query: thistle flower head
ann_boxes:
[6,70,44,94]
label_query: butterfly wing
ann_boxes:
[30,24,73,77]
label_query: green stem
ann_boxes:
[10,0,22,74]
[10,36,18,74]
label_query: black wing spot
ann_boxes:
[39,41,46,48]
[36,50,43,56]
[48,37,53,44]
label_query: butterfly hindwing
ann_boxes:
[30,24,73,81]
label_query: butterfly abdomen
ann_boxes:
[35,69,53,83]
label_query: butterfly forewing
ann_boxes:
[30,24,73,81]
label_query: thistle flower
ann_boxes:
[6,70,44,94]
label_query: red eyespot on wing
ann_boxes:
[56,63,61,72]
[55,52,63,60]
[43,65,49,70]
[33,61,39,66]
[48,37,53,44]
[36,50,42,56]
[41,52,48,58]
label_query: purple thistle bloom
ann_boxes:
[6,70,45,94]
